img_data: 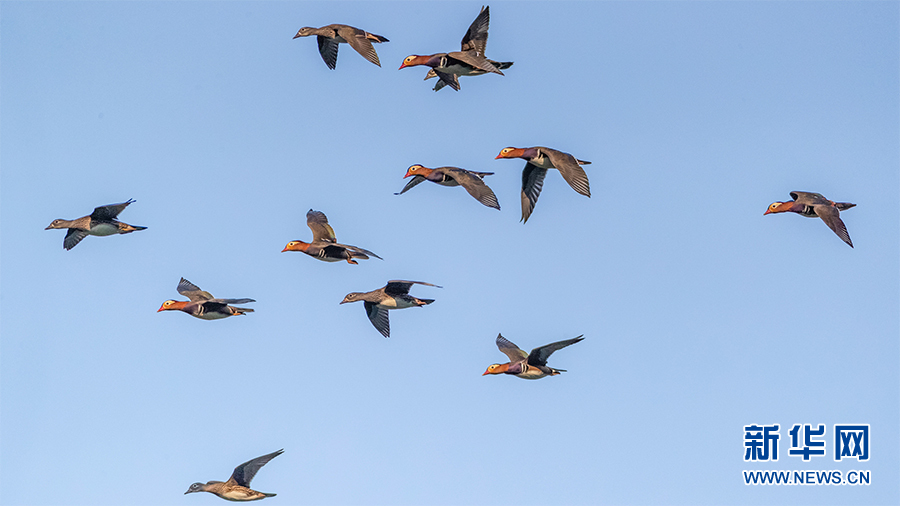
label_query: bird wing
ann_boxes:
[433,70,460,91]
[445,168,500,209]
[316,35,339,70]
[527,336,585,367]
[63,229,89,250]
[91,199,135,220]
[340,27,381,66]
[461,6,490,55]
[395,175,427,195]
[228,449,284,488]
[542,148,591,197]
[177,278,214,301]
[384,280,441,296]
[364,301,390,337]
[338,243,383,260]
[814,205,853,247]
[495,334,529,364]
[790,191,829,205]
[448,51,503,74]
[520,163,548,223]
[306,209,337,243]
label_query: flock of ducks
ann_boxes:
[42,5,858,502]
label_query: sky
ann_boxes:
[1,1,898,505]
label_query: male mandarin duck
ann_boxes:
[421,6,513,91]
[185,449,283,502]
[395,164,500,210]
[340,280,441,337]
[282,209,382,264]
[483,334,584,379]
[157,278,255,320]
[495,146,591,223]
[764,191,856,247]
[45,199,146,250]
[293,24,388,69]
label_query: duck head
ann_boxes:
[482,363,510,376]
[403,164,432,178]
[282,240,311,253]
[293,27,315,39]
[399,55,428,69]
[158,300,188,312]
[340,292,362,304]
[764,202,789,215]
[495,147,526,160]
[45,219,68,230]
[184,482,206,495]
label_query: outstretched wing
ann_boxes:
[814,205,853,248]
[91,199,135,220]
[307,209,337,243]
[542,148,591,197]
[384,280,442,296]
[317,36,339,69]
[790,191,829,205]
[495,334,529,364]
[448,51,503,74]
[395,175,427,195]
[433,70,460,92]
[520,163,547,223]
[365,301,390,337]
[343,29,382,66]
[528,336,585,367]
[446,169,500,210]
[64,229,89,250]
[461,6,490,55]
[229,449,284,488]
[177,278,214,301]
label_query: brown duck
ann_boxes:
[185,449,283,501]
[495,146,591,223]
[293,24,388,69]
[157,278,255,319]
[282,209,382,264]
[395,165,500,209]
[45,199,146,250]
[764,191,856,247]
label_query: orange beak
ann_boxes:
[157,305,166,312]
[482,370,490,376]
[494,154,503,159]
[763,209,772,215]
[281,245,290,252]
[399,63,408,70]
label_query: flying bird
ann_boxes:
[399,6,509,91]
[340,280,441,337]
[157,278,255,320]
[395,165,500,209]
[764,191,856,247]
[421,6,514,91]
[293,24,388,69]
[185,449,283,501]
[483,334,584,379]
[45,199,146,250]
[495,146,591,223]
[282,209,382,264]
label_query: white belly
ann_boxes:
[377,298,419,310]
[89,223,120,236]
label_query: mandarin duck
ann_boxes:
[282,209,382,264]
[45,199,146,250]
[395,165,500,209]
[185,449,283,502]
[495,146,591,223]
[293,24,388,69]
[340,280,441,337]
[157,278,255,320]
[421,6,513,91]
[764,191,856,247]
[483,334,584,379]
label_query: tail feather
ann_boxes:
[417,298,435,306]
[836,202,856,211]
[367,33,389,43]
[233,307,254,315]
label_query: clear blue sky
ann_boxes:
[1,2,898,505]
